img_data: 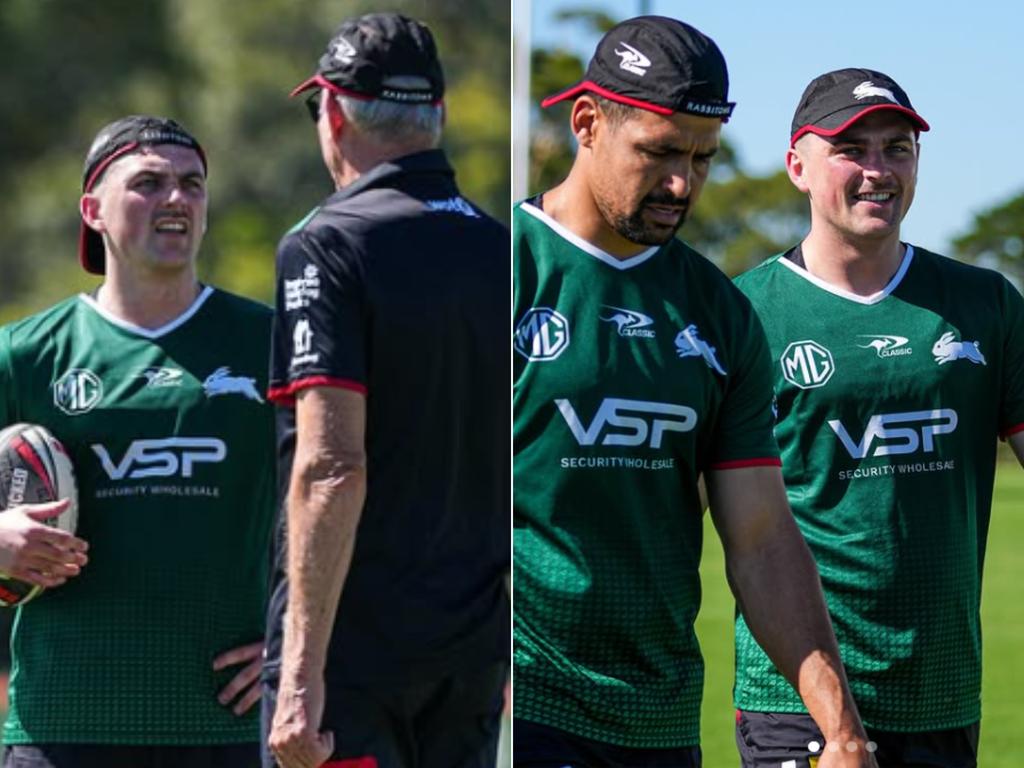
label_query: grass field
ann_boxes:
[695,461,1024,767]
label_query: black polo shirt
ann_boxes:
[266,149,509,685]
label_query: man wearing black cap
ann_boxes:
[263,12,508,768]
[0,115,276,767]
[732,68,1024,767]
[513,16,873,768]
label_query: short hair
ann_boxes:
[592,95,642,128]
[334,76,443,148]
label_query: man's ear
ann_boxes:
[785,144,810,194]
[80,192,104,234]
[323,91,347,139]
[570,95,601,149]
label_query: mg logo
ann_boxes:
[514,307,570,361]
[92,437,227,480]
[556,397,697,449]
[829,409,958,458]
[53,369,103,415]
[781,341,835,389]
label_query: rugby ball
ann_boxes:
[0,423,79,606]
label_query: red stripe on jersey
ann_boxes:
[14,437,55,498]
[267,376,368,405]
[321,759,378,768]
[709,457,782,471]
[1000,422,1024,439]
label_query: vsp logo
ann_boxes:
[556,397,697,449]
[829,409,958,458]
[514,307,570,362]
[781,341,835,389]
[53,369,103,415]
[92,438,227,480]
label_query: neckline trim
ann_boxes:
[778,245,914,305]
[78,285,215,339]
[520,201,659,270]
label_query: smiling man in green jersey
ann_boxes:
[0,115,275,768]
[733,68,1024,768]
[513,17,874,768]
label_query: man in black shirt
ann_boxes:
[263,12,509,768]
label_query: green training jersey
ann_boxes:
[734,245,1024,731]
[513,200,780,747]
[0,287,275,744]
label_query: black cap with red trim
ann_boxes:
[290,13,444,104]
[790,68,930,146]
[541,16,735,121]
[80,115,207,275]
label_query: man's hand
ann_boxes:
[0,500,88,587]
[268,675,334,768]
[213,641,263,715]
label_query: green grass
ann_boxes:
[695,462,1024,768]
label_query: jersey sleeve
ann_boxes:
[268,227,368,406]
[0,326,15,426]
[707,296,781,469]
[998,275,1024,437]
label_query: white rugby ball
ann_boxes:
[0,423,79,606]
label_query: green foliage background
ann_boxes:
[0,0,510,323]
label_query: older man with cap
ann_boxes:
[513,16,876,768]
[0,114,275,767]
[263,12,508,768]
[731,67,1024,768]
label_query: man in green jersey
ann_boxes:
[0,115,275,767]
[514,17,874,768]
[733,68,1024,768]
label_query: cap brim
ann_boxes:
[289,75,321,98]
[792,104,930,145]
[541,80,673,116]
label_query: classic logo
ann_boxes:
[857,335,912,358]
[138,367,184,388]
[852,81,897,103]
[675,324,727,375]
[614,42,652,76]
[829,409,957,459]
[514,307,570,362]
[53,368,103,415]
[781,340,834,389]
[203,367,264,403]
[556,397,697,449]
[290,318,319,368]
[92,437,227,480]
[600,306,656,338]
[932,332,986,366]
[284,264,321,311]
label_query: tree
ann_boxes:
[952,192,1024,288]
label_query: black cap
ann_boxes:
[541,16,734,121]
[290,13,444,104]
[80,115,207,275]
[791,68,930,146]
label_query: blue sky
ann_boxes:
[520,0,1023,253]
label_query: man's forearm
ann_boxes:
[280,455,366,686]
[727,514,864,745]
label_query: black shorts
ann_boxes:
[514,719,702,768]
[1,743,259,768]
[261,661,507,768]
[735,710,980,768]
